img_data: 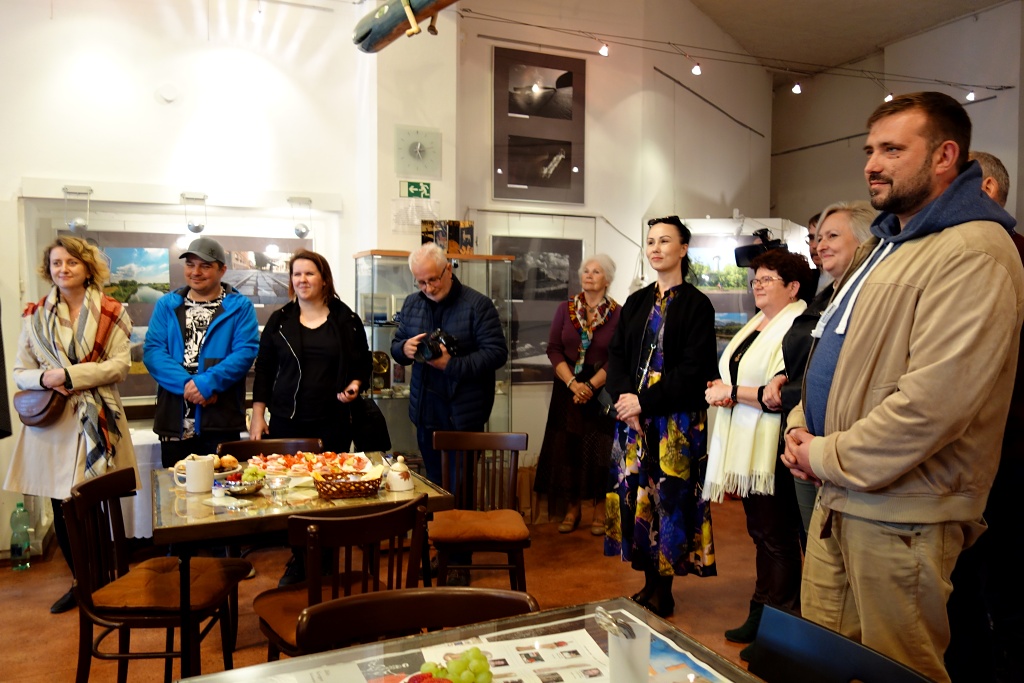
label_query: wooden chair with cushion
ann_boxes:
[63,468,253,683]
[215,437,323,461]
[296,587,540,653]
[429,431,530,591]
[252,494,429,661]
[746,606,934,683]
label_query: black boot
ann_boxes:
[644,575,675,618]
[630,567,659,606]
[725,600,764,643]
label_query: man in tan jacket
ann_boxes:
[783,92,1024,682]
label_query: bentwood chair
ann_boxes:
[746,606,934,683]
[216,437,323,461]
[296,587,540,653]
[429,431,531,591]
[252,494,429,661]
[63,468,252,683]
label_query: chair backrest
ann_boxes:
[747,606,934,683]
[295,587,540,654]
[433,431,528,511]
[216,438,323,459]
[63,468,138,611]
[287,494,428,606]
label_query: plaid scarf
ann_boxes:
[568,292,617,374]
[25,286,131,479]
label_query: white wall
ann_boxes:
[454,0,774,459]
[772,2,1022,223]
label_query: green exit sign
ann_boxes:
[400,181,431,198]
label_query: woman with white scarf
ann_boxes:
[703,248,810,659]
[4,236,137,614]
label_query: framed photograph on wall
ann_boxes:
[493,47,586,204]
[491,235,584,384]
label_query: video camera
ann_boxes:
[733,228,788,268]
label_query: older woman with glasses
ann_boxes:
[704,248,810,657]
[604,216,719,618]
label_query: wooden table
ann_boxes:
[151,457,454,678]
[179,596,762,682]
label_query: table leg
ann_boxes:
[179,550,195,677]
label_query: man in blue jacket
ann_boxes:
[144,237,259,468]
[392,243,508,485]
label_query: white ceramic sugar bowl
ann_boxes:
[386,455,415,492]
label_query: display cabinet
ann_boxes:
[354,250,514,456]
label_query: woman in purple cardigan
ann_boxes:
[534,254,620,534]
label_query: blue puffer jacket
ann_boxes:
[143,284,259,437]
[391,276,507,429]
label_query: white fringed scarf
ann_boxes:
[703,300,806,502]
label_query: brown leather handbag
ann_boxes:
[13,389,67,427]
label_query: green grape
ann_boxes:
[474,672,492,683]
[420,662,438,674]
[458,671,476,683]
[466,647,482,658]
[468,657,488,674]
[448,659,469,676]
[437,667,450,679]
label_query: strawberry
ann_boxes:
[406,674,435,683]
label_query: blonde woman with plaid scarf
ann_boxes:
[4,236,138,614]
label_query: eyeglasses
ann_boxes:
[749,276,784,290]
[415,264,449,289]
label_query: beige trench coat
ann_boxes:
[3,316,139,500]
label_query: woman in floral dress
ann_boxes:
[604,216,719,617]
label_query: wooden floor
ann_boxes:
[0,498,757,682]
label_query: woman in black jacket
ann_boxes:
[250,250,371,452]
[604,216,719,618]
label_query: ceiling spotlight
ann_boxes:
[598,43,609,57]
[294,223,310,239]
[181,192,208,235]
[691,63,701,76]
[966,90,976,101]
[791,83,802,95]
[884,92,894,102]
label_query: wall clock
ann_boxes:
[395,125,442,179]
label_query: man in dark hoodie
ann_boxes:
[783,93,1024,682]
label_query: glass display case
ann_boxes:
[354,250,514,455]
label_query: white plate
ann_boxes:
[202,496,253,508]
[213,465,242,480]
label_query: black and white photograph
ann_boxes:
[491,236,583,384]
[493,47,585,203]
[507,62,574,120]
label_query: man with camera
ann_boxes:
[392,243,508,486]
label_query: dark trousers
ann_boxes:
[741,457,804,613]
[946,455,1024,683]
[159,431,240,469]
[415,399,481,566]
[51,497,74,576]
[269,415,353,453]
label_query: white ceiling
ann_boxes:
[690,0,1010,87]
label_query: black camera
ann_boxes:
[734,228,788,268]
[415,329,460,362]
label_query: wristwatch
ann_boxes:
[63,368,73,391]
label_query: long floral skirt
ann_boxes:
[604,410,716,578]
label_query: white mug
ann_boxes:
[174,454,216,493]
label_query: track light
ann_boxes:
[63,185,93,233]
[691,63,701,76]
[598,43,609,57]
[791,83,802,94]
[288,196,313,239]
[181,192,208,234]
[966,90,976,101]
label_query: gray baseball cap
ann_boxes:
[180,237,226,264]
